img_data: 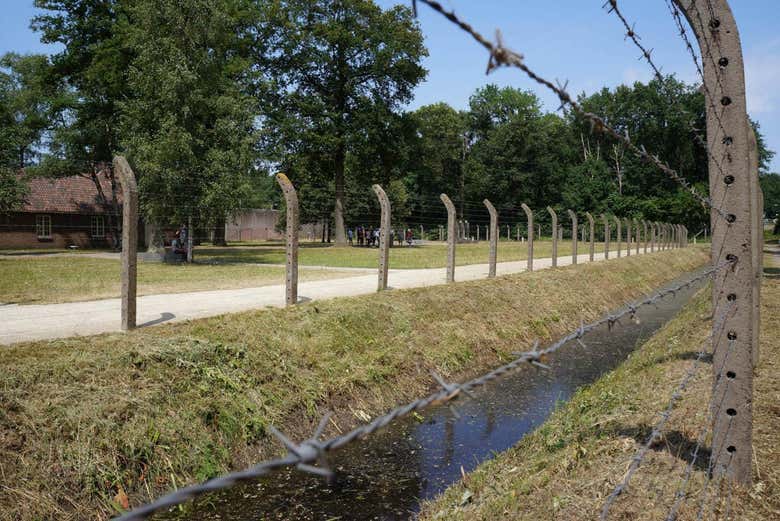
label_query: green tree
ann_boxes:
[257,0,427,244]
[119,0,258,247]
[760,172,780,224]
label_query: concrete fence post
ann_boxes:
[567,210,578,265]
[601,214,610,259]
[547,206,558,268]
[275,173,299,306]
[650,222,656,252]
[624,218,632,257]
[613,216,622,258]
[441,194,457,283]
[420,225,424,240]
[643,220,649,253]
[634,218,641,255]
[113,156,138,331]
[373,184,391,291]
[677,0,757,483]
[521,203,534,271]
[484,199,499,278]
[585,212,595,262]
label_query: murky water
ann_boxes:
[158,272,705,521]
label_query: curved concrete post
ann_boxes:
[642,220,649,253]
[601,214,610,259]
[521,203,534,271]
[567,210,578,265]
[441,194,456,283]
[484,199,499,278]
[373,184,391,291]
[613,216,622,258]
[585,212,595,262]
[546,206,558,268]
[674,0,756,482]
[623,218,631,256]
[113,156,138,331]
[276,173,299,306]
[634,219,641,255]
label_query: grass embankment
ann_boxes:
[0,257,360,304]
[420,251,780,521]
[0,248,707,520]
[198,239,618,268]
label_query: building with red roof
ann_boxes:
[0,172,122,249]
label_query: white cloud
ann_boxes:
[745,38,780,114]
[621,66,653,86]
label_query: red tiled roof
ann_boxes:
[19,173,122,215]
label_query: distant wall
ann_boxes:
[226,209,283,242]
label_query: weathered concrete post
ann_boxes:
[567,210,578,265]
[585,212,595,262]
[546,206,558,268]
[373,184,391,291]
[648,221,654,252]
[675,0,756,484]
[521,203,534,271]
[613,216,622,258]
[113,156,138,331]
[484,199,499,278]
[420,225,424,241]
[624,218,632,257]
[507,224,510,241]
[642,220,649,253]
[634,219,641,255]
[275,173,299,306]
[601,214,610,260]
[441,194,457,283]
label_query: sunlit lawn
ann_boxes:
[199,239,624,269]
[0,257,359,305]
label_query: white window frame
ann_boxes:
[91,215,105,239]
[36,214,51,239]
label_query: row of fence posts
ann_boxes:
[271,176,688,302]
[108,160,690,323]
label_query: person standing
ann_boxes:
[347,227,354,246]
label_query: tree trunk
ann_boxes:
[186,216,194,263]
[333,142,347,245]
[213,217,227,246]
[146,221,163,252]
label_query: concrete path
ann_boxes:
[0,249,649,345]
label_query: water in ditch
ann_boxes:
[157,271,706,521]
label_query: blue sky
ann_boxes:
[2,0,778,171]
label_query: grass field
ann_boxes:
[0,239,631,304]
[0,256,359,304]
[198,239,621,268]
[0,249,707,521]
[419,251,779,521]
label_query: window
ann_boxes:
[91,215,105,238]
[36,215,51,239]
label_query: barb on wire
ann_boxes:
[414,0,729,221]
[113,259,732,521]
[599,296,736,520]
[602,0,664,81]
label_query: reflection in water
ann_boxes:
[158,273,704,521]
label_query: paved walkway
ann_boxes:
[0,249,649,345]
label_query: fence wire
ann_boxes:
[598,294,736,520]
[112,258,729,521]
[415,0,729,222]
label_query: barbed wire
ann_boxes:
[112,258,728,521]
[602,0,731,185]
[598,294,736,520]
[414,0,729,222]
[665,333,738,520]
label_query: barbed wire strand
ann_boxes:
[598,295,735,520]
[603,0,731,184]
[112,260,730,521]
[665,333,738,520]
[414,0,729,221]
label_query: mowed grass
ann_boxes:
[0,249,708,521]
[199,239,622,268]
[0,256,360,304]
[419,251,780,521]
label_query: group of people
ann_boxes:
[347,226,415,247]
